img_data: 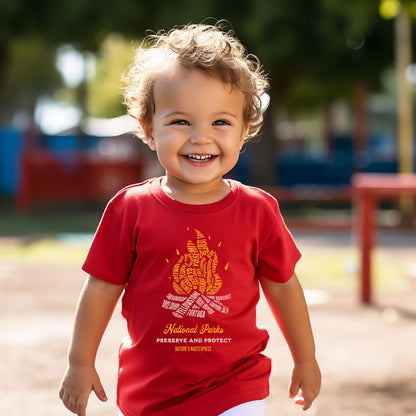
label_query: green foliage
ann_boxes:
[86,34,135,118]
[0,36,62,123]
[240,0,393,103]
[0,0,408,123]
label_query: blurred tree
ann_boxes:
[0,0,408,183]
[0,36,62,125]
[219,0,395,183]
[86,34,134,118]
[0,0,396,115]
[0,0,149,125]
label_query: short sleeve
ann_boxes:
[256,202,301,283]
[82,197,137,285]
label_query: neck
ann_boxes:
[162,176,230,205]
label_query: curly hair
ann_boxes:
[123,23,269,142]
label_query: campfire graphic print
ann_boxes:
[162,229,231,319]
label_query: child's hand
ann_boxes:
[288,358,321,411]
[59,364,108,416]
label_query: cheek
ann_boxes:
[153,136,178,160]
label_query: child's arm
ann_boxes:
[59,275,125,416]
[259,273,321,411]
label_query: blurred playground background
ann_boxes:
[0,0,416,415]
[1,0,416,211]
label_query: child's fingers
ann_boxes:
[288,360,321,409]
[289,379,316,410]
[68,394,87,416]
[293,392,305,407]
[288,375,301,398]
[296,392,312,411]
[93,378,108,402]
[75,396,88,416]
[301,388,317,410]
[292,387,318,411]
[59,385,89,416]
[60,391,72,412]
[59,366,105,415]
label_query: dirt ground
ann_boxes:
[0,230,415,416]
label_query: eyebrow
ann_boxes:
[163,111,239,120]
[216,111,239,120]
[163,111,187,119]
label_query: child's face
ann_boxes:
[140,66,249,198]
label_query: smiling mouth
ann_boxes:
[185,154,215,161]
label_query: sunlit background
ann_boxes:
[1,0,415,198]
[1,1,416,416]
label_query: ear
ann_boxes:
[139,120,156,151]
[239,122,250,149]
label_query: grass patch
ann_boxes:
[297,247,409,292]
[296,248,357,289]
[0,204,102,236]
[0,237,90,266]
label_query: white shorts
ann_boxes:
[118,399,268,416]
[218,400,268,416]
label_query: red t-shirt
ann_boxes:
[83,177,301,416]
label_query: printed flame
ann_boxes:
[172,229,222,295]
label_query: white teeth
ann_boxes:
[186,154,213,161]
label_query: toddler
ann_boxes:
[59,23,321,416]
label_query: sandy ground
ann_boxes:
[0,230,415,416]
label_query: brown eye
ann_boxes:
[172,120,189,125]
[214,120,230,126]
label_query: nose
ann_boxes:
[189,127,212,145]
